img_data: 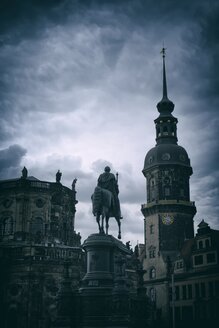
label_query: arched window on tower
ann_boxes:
[149,267,156,279]
[150,179,156,201]
[150,224,154,234]
[163,126,168,136]
[149,246,156,258]
[171,126,175,136]
[157,127,161,137]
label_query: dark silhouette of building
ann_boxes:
[169,220,219,328]
[0,169,83,328]
[0,169,151,328]
[141,49,219,327]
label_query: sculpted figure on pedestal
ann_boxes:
[92,166,122,239]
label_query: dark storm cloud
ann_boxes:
[192,1,219,98]
[0,144,27,179]
[174,2,219,107]
[0,0,129,136]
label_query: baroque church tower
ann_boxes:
[141,50,196,310]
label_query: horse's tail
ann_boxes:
[92,187,102,215]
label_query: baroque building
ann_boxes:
[141,50,219,327]
[0,168,83,328]
[0,167,149,328]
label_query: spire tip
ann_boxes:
[160,47,166,58]
[157,46,175,114]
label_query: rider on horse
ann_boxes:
[92,166,122,238]
[97,166,122,219]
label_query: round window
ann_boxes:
[162,153,170,160]
[180,154,186,161]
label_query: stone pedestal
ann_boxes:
[79,233,130,327]
[111,255,130,327]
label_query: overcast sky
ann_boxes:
[0,0,218,246]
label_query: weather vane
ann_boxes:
[161,43,166,58]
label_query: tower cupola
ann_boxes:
[155,48,178,145]
[156,48,175,115]
[142,49,194,203]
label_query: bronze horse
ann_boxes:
[92,186,122,239]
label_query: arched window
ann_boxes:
[30,217,43,234]
[150,267,156,279]
[157,127,161,137]
[1,217,13,236]
[163,126,168,136]
[171,126,175,136]
[150,287,156,303]
[205,239,210,248]
[150,225,154,234]
[198,240,203,249]
[149,246,156,258]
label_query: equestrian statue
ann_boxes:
[91,166,123,239]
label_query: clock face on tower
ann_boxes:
[161,214,174,225]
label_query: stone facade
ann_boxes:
[0,170,150,328]
[0,170,83,328]
[169,221,219,328]
[0,172,80,246]
[141,53,219,327]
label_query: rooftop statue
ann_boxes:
[21,166,28,179]
[56,170,62,183]
[72,178,77,191]
[92,166,122,239]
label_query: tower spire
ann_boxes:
[157,47,174,115]
[161,47,168,99]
